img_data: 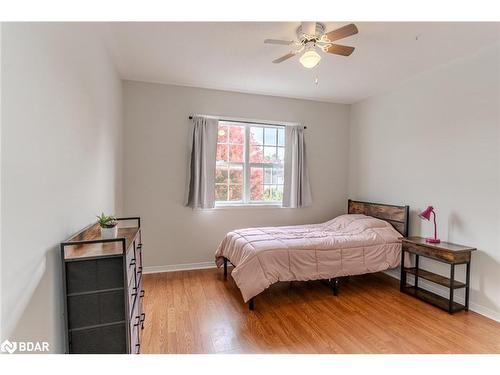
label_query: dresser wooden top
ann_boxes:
[63,223,139,260]
[402,236,476,253]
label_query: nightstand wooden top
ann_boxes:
[402,236,476,253]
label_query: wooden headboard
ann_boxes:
[348,199,409,237]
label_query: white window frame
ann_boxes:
[215,120,286,208]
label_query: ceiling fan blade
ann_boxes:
[272,52,296,63]
[264,39,294,45]
[325,23,358,42]
[301,22,317,36]
[325,44,355,56]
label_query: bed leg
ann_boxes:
[223,257,228,280]
[332,278,338,296]
[248,298,255,311]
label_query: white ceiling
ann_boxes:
[104,22,500,104]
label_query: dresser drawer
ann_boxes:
[402,242,471,263]
[129,298,141,354]
[135,242,143,280]
[70,323,126,354]
[66,258,124,294]
[125,245,137,287]
[68,290,125,329]
[139,281,145,329]
[127,281,138,317]
[130,325,140,354]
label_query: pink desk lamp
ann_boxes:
[418,206,440,244]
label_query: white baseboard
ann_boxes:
[143,261,217,274]
[383,269,500,323]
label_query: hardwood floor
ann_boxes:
[141,268,500,354]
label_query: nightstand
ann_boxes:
[400,237,476,314]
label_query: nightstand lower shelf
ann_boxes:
[404,267,466,289]
[402,285,465,313]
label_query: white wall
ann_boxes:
[122,81,350,270]
[0,23,3,339]
[349,44,500,320]
[0,23,123,351]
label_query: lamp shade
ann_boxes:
[300,49,321,68]
[418,206,434,221]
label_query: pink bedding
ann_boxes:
[214,214,403,302]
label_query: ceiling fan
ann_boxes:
[265,22,358,68]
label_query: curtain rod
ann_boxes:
[188,115,306,129]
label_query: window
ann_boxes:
[215,120,285,206]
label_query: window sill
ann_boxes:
[213,203,284,210]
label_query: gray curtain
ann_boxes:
[283,125,312,208]
[185,115,219,209]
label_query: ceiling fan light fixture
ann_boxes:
[299,49,321,68]
[266,22,357,66]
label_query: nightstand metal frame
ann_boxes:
[400,237,475,314]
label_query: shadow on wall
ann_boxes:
[8,246,64,353]
[408,208,423,238]
[448,211,464,237]
[407,207,500,316]
[445,210,497,310]
[470,251,500,313]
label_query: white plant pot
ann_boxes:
[101,226,118,239]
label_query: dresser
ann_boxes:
[60,217,145,353]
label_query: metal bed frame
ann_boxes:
[221,199,409,311]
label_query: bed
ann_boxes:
[214,199,409,310]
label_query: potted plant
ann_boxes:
[96,213,118,239]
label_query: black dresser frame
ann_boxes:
[60,217,141,354]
